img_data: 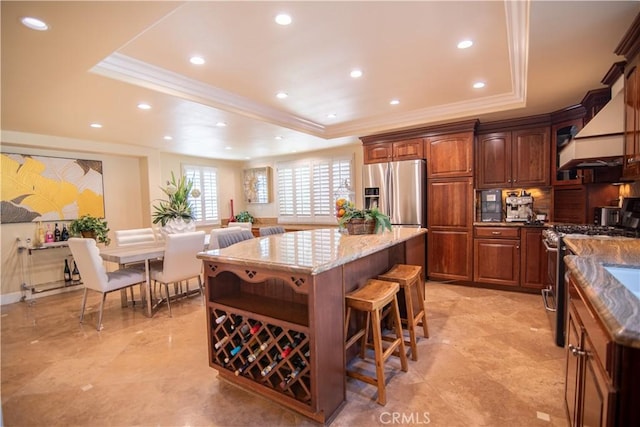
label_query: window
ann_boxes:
[276,156,353,223]
[183,164,219,225]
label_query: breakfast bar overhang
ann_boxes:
[197,227,426,424]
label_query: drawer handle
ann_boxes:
[491,231,502,235]
[568,344,586,357]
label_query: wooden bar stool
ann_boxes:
[378,264,428,361]
[344,279,408,405]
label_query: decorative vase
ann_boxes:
[345,219,376,235]
[161,218,196,237]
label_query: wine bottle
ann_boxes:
[261,358,280,377]
[214,336,229,350]
[64,259,72,283]
[71,261,80,283]
[234,360,251,376]
[229,315,243,330]
[54,223,61,242]
[229,336,243,357]
[247,340,269,363]
[280,358,306,389]
[45,224,54,243]
[214,314,226,324]
[280,333,305,358]
[60,224,69,241]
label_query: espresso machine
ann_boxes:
[505,191,534,222]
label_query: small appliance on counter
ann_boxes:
[505,191,534,222]
[480,189,502,222]
[594,206,621,226]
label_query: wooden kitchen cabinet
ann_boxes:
[473,226,520,286]
[427,177,473,281]
[363,139,423,164]
[623,66,640,179]
[476,127,550,189]
[520,227,546,290]
[425,132,473,178]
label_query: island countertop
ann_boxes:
[197,226,427,275]
[563,236,640,348]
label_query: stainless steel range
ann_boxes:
[542,214,640,347]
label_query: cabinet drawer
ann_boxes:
[474,227,520,238]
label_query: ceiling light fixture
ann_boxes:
[275,136,283,140]
[276,92,288,99]
[90,123,102,128]
[163,135,173,141]
[275,14,292,25]
[327,113,337,119]
[216,122,227,127]
[137,103,152,110]
[473,81,486,89]
[390,99,400,105]
[189,56,205,65]
[457,40,473,49]
[350,69,363,78]
[21,17,48,31]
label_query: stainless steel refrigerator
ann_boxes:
[363,159,426,227]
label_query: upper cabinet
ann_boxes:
[624,66,640,179]
[425,132,474,178]
[362,139,424,164]
[476,125,551,189]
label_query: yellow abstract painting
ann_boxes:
[1,153,105,223]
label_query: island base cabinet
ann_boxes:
[203,263,345,424]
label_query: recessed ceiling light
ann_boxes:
[245,156,251,160]
[350,69,363,78]
[137,103,151,110]
[390,99,400,105]
[457,40,473,49]
[225,146,232,150]
[216,122,227,127]
[327,113,337,119]
[275,136,283,140]
[275,14,292,25]
[163,135,173,141]
[21,17,48,31]
[276,92,288,99]
[473,81,486,89]
[90,123,102,128]
[190,56,205,65]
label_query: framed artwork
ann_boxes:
[0,153,105,223]
[243,167,271,203]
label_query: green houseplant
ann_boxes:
[152,171,199,228]
[69,214,111,245]
[337,202,392,234]
[234,210,254,223]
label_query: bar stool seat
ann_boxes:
[344,279,408,405]
[378,264,428,361]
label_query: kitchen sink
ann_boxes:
[604,265,640,299]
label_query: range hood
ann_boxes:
[558,77,624,170]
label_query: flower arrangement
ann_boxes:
[70,214,111,245]
[152,171,200,227]
[336,199,392,234]
[235,210,254,223]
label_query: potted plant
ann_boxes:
[337,201,392,234]
[69,214,111,245]
[235,210,254,223]
[152,171,200,234]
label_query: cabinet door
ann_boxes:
[425,132,473,178]
[565,306,581,427]
[552,119,585,186]
[427,229,472,281]
[553,186,587,224]
[520,228,546,289]
[624,67,640,179]
[512,127,550,187]
[580,336,616,427]
[393,139,424,161]
[476,133,511,188]
[428,178,473,228]
[363,143,392,164]
[473,238,520,286]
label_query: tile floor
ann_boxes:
[1,282,568,426]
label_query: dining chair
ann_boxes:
[216,229,254,249]
[208,226,242,250]
[68,238,146,331]
[259,226,286,236]
[233,221,253,231]
[149,231,206,317]
[114,228,156,246]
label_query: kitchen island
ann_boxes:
[562,236,640,426]
[197,227,426,424]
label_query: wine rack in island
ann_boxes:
[203,263,346,424]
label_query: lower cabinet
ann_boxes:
[428,229,473,281]
[520,228,546,290]
[473,227,520,286]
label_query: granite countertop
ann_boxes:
[563,236,640,348]
[473,221,548,228]
[198,227,426,275]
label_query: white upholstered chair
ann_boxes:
[68,238,146,331]
[208,226,241,250]
[259,226,286,236]
[114,228,157,246]
[233,221,253,231]
[149,231,206,317]
[216,229,254,249]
